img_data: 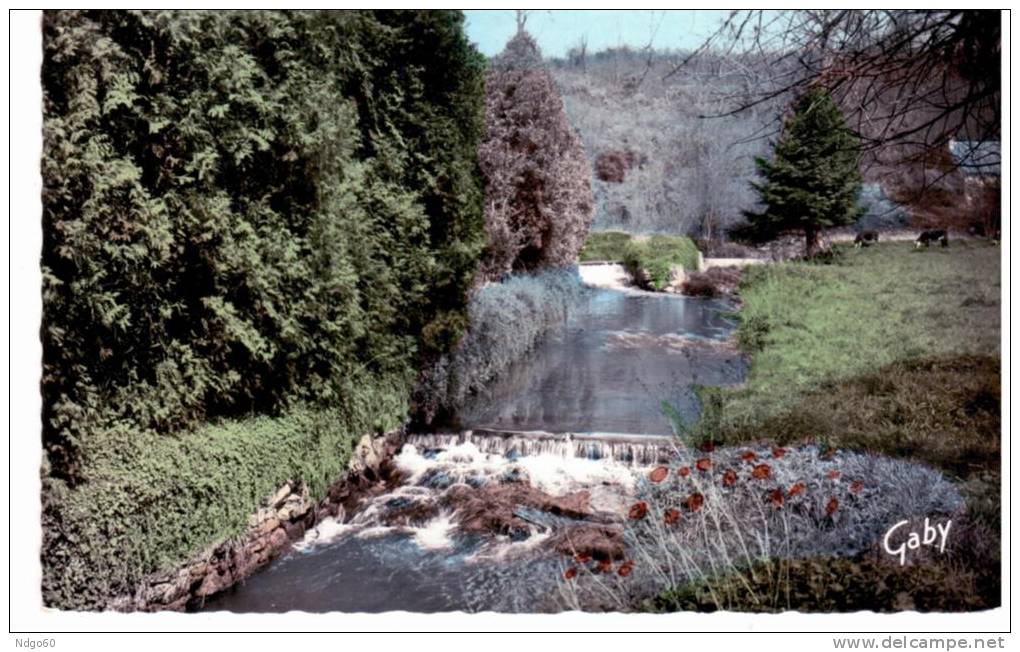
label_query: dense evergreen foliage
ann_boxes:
[742,88,863,256]
[478,30,594,280]
[41,10,486,481]
[40,9,485,607]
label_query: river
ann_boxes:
[203,270,745,613]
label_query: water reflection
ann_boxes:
[458,289,744,435]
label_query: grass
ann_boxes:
[635,240,1002,613]
[707,241,1001,478]
[580,231,701,290]
[578,231,634,261]
[557,444,966,612]
[649,555,987,613]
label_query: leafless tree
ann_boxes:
[670,10,1001,182]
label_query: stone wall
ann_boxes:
[109,429,403,612]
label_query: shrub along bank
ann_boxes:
[40,10,486,609]
[580,232,701,290]
[414,269,587,426]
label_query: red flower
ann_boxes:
[741,451,757,463]
[664,508,681,525]
[574,552,592,564]
[696,458,713,472]
[772,447,787,459]
[687,493,705,513]
[597,559,613,574]
[617,560,635,577]
[649,466,669,483]
[850,480,864,495]
[788,482,807,497]
[628,501,648,520]
[828,470,841,481]
[564,567,578,580]
[826,497,839,517]
[768,488,785,508]
[722,468,738,487]
[751,463,772,480]
[677,466,691,478]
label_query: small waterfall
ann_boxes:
[577,262,632,290]
[405,428,679,466]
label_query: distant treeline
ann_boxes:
[550,45,996,236]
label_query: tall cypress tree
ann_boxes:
[745,87,863,256]
[477,29,594,280]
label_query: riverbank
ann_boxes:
[656,240,1001,611]
[110,429,401,611]
[579,232,701,291]
[712,241,1000,475]
[41,392,411,610]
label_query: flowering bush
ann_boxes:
[556,444,962,611]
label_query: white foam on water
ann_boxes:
[465,531,553,564]
[355,525,401,540]
[393,443,433,481]
[299,439,648,557]
[410,512,457,551]
[515,453,638,494]
[577,263,632,290]
[396,440,643,496]
[295,517,355,551]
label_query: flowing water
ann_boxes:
[204,271,745,613]
[457,282,744,435]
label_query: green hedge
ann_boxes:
[41,10,486,476]
[40,10,486,608]
[41,382,407,610]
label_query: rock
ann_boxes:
[550,524,626,561]
[146,579,186,605]
[268,527,288,551]
[195,568,232,598]
[117,428,402,611]
[464,474,487,488]
[500,467,529,484]
[443,483,599,542]
[663,266,688,294]
[283,519,306,540]
[381,496,440,526]
[419,469,454,489]
[277,502,307,523]
[541,491,591,519]
[257,517,280,535]
[270,484,292,509]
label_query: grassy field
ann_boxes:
[708,241,1001,478]
[580,231,701,289]
[651,240,1003,612]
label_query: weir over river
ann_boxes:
[205,266,746,613]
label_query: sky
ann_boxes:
[463,10,733,59]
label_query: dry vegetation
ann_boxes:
[551,51,773,235]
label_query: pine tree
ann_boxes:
[478,29,594,280]
[745,87,863,256]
